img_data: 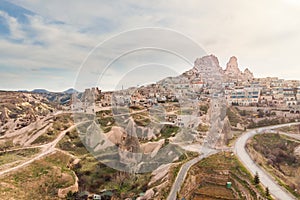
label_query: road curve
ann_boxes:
[167,146,218,200]
[234,122,300,200]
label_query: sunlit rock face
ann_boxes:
[224,56,254,82]
[224,56,242,80]
[243,68,254,81]
[193,55,224,85]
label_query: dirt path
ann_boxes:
[0,121,86,177]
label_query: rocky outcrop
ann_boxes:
[0,107,9,122]
[57,171,79,198]
[193,55,225,85]
[294,145,300,158]
[140,139,164,155]
[243,68,254,81]
[149,163,172,186]
[221,116,233,145]
[0,91,55,135]
[224,56,254,82]
[136,188,155,200]
[194,55,221,70]
[224,56,242,78]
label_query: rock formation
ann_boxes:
[225,56,242,77]
[243,68,254,81]
[192,55,225,88]
[224,56,253,82]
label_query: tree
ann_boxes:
[265,187,270,197]
[65,191,77,200]
[240,109,247,116]
[258,110,264,118]
[254,172,260,185]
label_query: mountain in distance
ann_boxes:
[63,88,78,94]
[17,88,78,94]
[28,88,78,105]
[31,89,50,94]
[17,89,29,92]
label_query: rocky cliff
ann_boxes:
[224,56,254,81]
[193,55,225,84]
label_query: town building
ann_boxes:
[225,87,260,106]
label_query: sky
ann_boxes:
[0,0,300,92]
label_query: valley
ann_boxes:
[0,55,300,200]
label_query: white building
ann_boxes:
[297,87,300,103]
[225,87,261,106]
[283,88,297,106]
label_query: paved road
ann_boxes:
[234,122,300,200]
[168,97,229,199]
[167,146,218,200]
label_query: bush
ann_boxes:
[160,125,180,138]
[199,105,209,114]
[197,124,209,132]
[254,172,260,185]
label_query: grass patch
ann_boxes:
[158,124,180,139]
[32,114,73,144]
[57,128,89,157]
[199,104,209,114]
[131,112,151,127]
[97,117,115,132]
[276,125,300,134]
[58,127,153,199]
[0,139,14,151]
[72,154,151,199]
[96,109,112,118]
[248,118,283,129]
[96,110,116,132]
[0,148,40,166]
[197,124,209,132]
[226,107,240,127]
[0,151,74,200]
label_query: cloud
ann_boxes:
[0,12,99,71]
[0,10,25,39]
[0,9,100,91]
[1,0,300,91]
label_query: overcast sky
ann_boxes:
[0,0,300,92]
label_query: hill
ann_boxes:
[0,91,56,136]
[63,88,78,94]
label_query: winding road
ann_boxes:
[1,110,300,200]
[234,122,300,200]
[167,146,218,200]
[168,122,300,200]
